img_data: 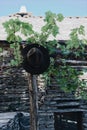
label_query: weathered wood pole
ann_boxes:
[28,73,39,130]
[22,44,50,130]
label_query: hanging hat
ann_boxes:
[22,44,50,74]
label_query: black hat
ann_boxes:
[22,44,50,74]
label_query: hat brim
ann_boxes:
[22,44,50,74]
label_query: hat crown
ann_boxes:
[27,47,43,67]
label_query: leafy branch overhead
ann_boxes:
[2,11,87,97]
[3,11,64,65]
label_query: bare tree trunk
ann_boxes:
[28,73,39,130]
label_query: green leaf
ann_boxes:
[0,48,3,52]
[21,22,34,35]
[15,36,22,42]
[7,34,16,43]
[78,25,85,35]
[45,11,56,23]
[57,13,64,22]
[10,44,14,48]
[52,25,59,37]
[10,59,16,66]
[10,59,19,66]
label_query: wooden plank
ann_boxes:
[56,59,87,66]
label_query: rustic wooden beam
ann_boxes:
[56,59,87,66]
[28,74,39,130]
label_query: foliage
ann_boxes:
[55,66,85,92]
[3,19,34,66]
[3,12,64,66]
[2,11,87,97]
[0,48,3,52]
[66,25,86,53]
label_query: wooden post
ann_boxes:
[28,73,39,130]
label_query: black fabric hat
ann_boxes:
[22,44,50,74]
